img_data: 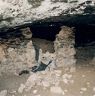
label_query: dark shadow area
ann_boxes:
[0,25,61,41]
[30,25,60,61]
[0,29,22,39]
[76,46,95,66]
[0,23,95,67]
[75,25,95,66]
[75,25,95,47]
[0,23,95,47]
[31,25,60,41]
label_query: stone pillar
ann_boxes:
[54,26,76,71]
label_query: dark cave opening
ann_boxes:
[30,25,61,41]
[31,24,95,47]
[0,24,95,48]
[0,25,61,42]
[75,25,95,47]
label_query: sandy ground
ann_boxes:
[0,46,95,96]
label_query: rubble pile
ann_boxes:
[17,69,74,95]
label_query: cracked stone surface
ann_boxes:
[0,0,95,30]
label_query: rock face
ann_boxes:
[0,27,57,74]
[0,90,7,96]
[0,45,6,62]
[0,0,95,30]
[21,27,32,39]
[38,50,56,70]
[50,86,64,95]
[54,26,76,69]
[0,25,78,74]
[0,27,37,74]
[0,40,36,74]
[0,26,77,74]
[21,69,62,92]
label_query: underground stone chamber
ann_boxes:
[0,25,61,74]
[0,25,75,74]
[0,24,95,74]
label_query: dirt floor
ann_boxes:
[0,45,95,96]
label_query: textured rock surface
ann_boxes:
[50,86,65,95]
[0,0,95,30]
[0,32,56,74]
[0,26,77,74]
[18,69,74,95]
[0,40,36,74]
[54,26,76,70]
[21,27,32,39]
[18,84,25,93]
[0,45,95,96]
[23,70,62,91]
[0,45,6,62]
[0,90,7,96]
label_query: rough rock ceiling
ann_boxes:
[0,0,95,30]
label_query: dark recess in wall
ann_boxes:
[0,23,95,47]
[75,25,95,47]
[30,25,60,41]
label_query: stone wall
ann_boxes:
[0,40,36,75]
[0,26,77,74]
[0,27,37,75]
